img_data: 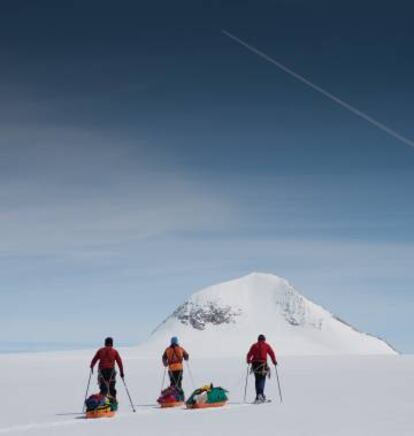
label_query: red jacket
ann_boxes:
[90,346,124,375]
[247,341,277,365]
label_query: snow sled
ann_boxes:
[85,393,118,419]
[186,384,228,409]
[157,386,185,408]
[86,408,116,419]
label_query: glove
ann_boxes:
[274,361,278,366]
[120,373,125,379]
[90,367,94,374]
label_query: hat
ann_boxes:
[258,334,266,342]
[170,336,179,345]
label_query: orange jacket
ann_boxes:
[162,345,189,371]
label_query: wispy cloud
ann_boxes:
[0,126,235,256]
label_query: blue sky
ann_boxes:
[1,1,413,352]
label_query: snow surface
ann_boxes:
[1,273,406,435]
[0,351,412,435]
[143,273,396,356]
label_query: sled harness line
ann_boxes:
[98,368,116,394]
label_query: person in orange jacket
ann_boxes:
[90,337,124,399]
[162,337,189,389]
[246,334,277,402]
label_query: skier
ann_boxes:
[162,337,189,389]
[90,337,124,399]
[246,334,277,403]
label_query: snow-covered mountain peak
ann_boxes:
[141,273,396,356]
[180,272,319,331]
[190,272,295,301]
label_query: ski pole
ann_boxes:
[122,377,136,412]
[243,365,250,403]
[160,367,167,391]
[275,365,283,403]
[82,369,93,413]
[185,361,195,388]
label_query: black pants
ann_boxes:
[254,373,266,396]
[169,370,183,389]
[252,362,269,397]
[99,368,117,398]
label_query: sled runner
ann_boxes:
[186,400,227,409]
[160,401,185,408]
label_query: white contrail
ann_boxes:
[222,29,414,149]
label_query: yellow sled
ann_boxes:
[85,407,116,419]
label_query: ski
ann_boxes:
[252,399,272,405]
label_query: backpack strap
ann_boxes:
[170,346,182,364]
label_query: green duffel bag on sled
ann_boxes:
[186,384,228,409]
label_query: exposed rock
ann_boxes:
[173,301,242,330]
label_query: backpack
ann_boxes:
[85,394,106,411]
[158,386,185,404]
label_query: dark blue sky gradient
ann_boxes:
[2,1,414,172]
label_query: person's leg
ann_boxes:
[254,372,261,399]
[168,370,174,386]
[176,371,183,389]
[100,369,116,397]
[170,370,182,388]
[99,370,109,396]
[177,372,185,400]
[109,375,117,398]
[258,374,266,398]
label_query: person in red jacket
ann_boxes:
[90,337,124,399]
[246,334,277,402]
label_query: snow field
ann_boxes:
[0,351,412,435]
